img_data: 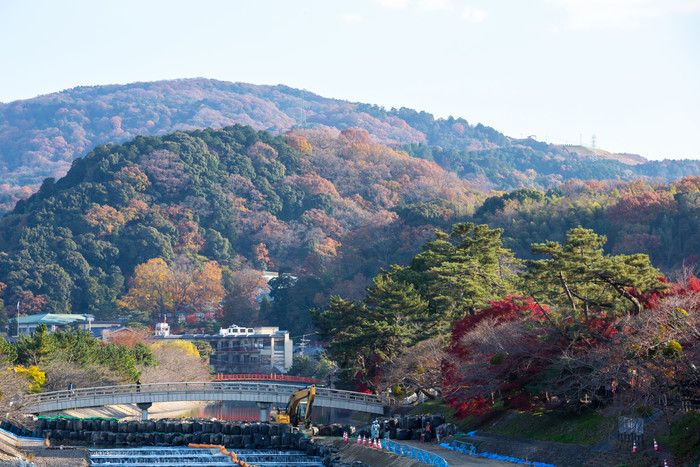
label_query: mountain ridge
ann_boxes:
[2,78,700,216]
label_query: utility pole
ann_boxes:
[299,334,310,357]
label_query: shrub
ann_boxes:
[7,366,45,393]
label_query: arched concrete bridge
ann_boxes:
[23,382,384,420]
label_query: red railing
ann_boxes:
[213,374,319,384]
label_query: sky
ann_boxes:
[0,0,699,160]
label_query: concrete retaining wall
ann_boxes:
[0,422,45,448]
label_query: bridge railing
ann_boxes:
[213,374,319,384]
[24,381,383,407]
[316,387,382,405]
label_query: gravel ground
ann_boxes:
[23,447,89,467]
[0,444,89,467]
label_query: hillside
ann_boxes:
[561,145,646,165]
[0,125,473,334]
[3,78,700,214]
[2,122,700,337]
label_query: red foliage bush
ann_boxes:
[443,296,554,417]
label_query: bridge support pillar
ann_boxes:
[256,402,271,422]
[137,402,152,421]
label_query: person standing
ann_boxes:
[370,420,380,444]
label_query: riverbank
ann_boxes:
[0,439,90,467]
[25,447,90,467]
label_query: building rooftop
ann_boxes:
[16,313,87,325]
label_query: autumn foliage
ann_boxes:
[443,296,553,416]
[119,257,224,320]
[442,276,700,418]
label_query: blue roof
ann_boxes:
[16,313,87,325]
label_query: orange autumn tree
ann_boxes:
[119,256,225,321]
[85,204,126,235]
[252,243,270,270]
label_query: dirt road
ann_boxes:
[317,438,518,466]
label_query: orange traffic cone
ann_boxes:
[362,435,367,445]
[343,431,347,441]
[373,438,378,448]
[357,434,361,444]
[654,439,659,451]
[632,441,637,453]
[663,460,668,467]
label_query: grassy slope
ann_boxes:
[409,401,615,446]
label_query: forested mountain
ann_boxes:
[1,121,700,339]
[0,125,474,334]
[0,79,501,195]
[3,78,700,213]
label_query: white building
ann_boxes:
[155,324,293,374]
[208,325,293,374]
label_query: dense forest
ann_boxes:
[3,78,700,214]
[1,123,700,339]
[0,125,476,335]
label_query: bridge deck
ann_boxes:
[24,382,384,415]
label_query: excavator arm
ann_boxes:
[270,385,316,428]
[287,385,315,427]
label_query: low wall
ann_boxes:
[0,422,45,449]
[36,418,296,448]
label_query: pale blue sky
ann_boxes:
[1,0,698,160]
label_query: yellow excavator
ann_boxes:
[270,385,315,432]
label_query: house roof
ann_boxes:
[16,313,87,325]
